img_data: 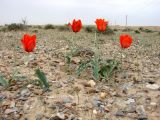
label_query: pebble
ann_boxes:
[126,104,136,113]
[114,99,127,108]
[56,112,65,119]
[35,112,43,120]
[14,114,21,119]
[20,88,31,97]
[136,105,146,115]
[138,114,148,120]
[115,110,125,117]
[67,76,75,82]
[27,84,33,88]
[92,97,102,107]
[88,80,96,87]
[93,109,98,114]
[100,92,107,99]
[68,114,75,120]
[10,101,16,108]
[5,109,15,114]
[0,94,6,100]
[150,102,157,106]
[146,84,159,90]
[125,98,135,104]
[126,113,137,119]
[63,97,72,104]
[122,82,133,90]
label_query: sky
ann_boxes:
[0,0,160,26]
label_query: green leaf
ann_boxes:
[35,69,50,91]
[0,75,8,87]
[66,54,72,64]
[99,59,119,80]
[99,65,108,79]
[91,59,99,80]
[76,61,91,76]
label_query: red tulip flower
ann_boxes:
[120,34,132,49]
[95,19,108,32]
[69,19,82,33]
[21,34,36,52]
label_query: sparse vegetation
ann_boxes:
[144,28,153,33]
[138,27,154,33]
[84,26,114,35]
[77,58,119,81]
[0,26,7,32]
[56,25,70,31]
[0,25,159,120]
[6,23,26,31]
[113,28,118,31]
[134,30,140,34]
[138,27,144,31]
[44,24,55,29]
[99,26,115,35]
[84,26,96,33]
[32,25,43,29]
[0,75,9,88]
[122,27,133,32]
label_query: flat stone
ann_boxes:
[138,114,148,120]
[150,102,157,106]
[92,97,102,107]
[126,104,136,113]
[20,88,31,97]
[115,110,125,117]
[121,82,133,90]
[146,84,159,90]
[68,114,75,120]
[125,98,135,104]
[35,112,43,120]
[136,105,146,115]
[56,112,65,119]
[0,94,6,100]
[5,109,15,114]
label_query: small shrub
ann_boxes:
[113,29,118,32]
[0,27,7,32]
[27,25,32,28]
[100,26,115,35]
[106,27,115,35]
[36,25,42,29]
[144,29,153,33]
[134,30,140,34]
[139,27,153,33]
[122,28,132,32]
[7,23,25,31]
[99,59,119,80]
[138,27,144,31]
[32,29,38,33]
[0,75,9,88]
[44,24,55,29]
[158,32,160,35]
[84,26,96,33]
[57,25,70,31]
[32,25,42,29]
[76,58,119,81]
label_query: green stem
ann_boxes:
[66,33,76,74]
[93,31,99,80]
[121,48,123,70]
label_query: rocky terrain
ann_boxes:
[0,26,160,120]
